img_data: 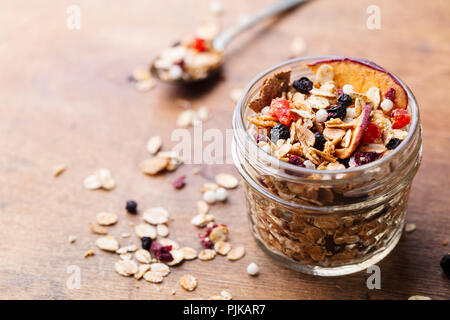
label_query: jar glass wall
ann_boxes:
[232,56,422,276]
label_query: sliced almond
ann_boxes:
[341,129,352,148]
[214,241,231,255]
[143,207,169,224]
[180,274,197,292]
[366,87,381,108]
[323,127,346,141]
[96,236,119,252]
[95,212,118,226]
[52,164,67,177]
[315,64,334,84]
[227,246,245,261]
[181,247,198,260]
[134,223,157,239]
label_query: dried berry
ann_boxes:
[353,152,380,166]
[337,94,352,107]
[288,155,305,167]
[337,157,350,168]
[254,133,266,144]
[391,109,411,129]
[126,200,138,214]
[313,132,326,151]
[150,242,173,263]
[198,224,219,249]
[327,105,347,120]
[386,138,402,150]
[141,237,152,251]
[293,77,313,94]
[362,122,381,144]
[440,253,450,277]
[385,88,396,100]
[270,123,290,143]
[172,175,186,190]
[191,37,206,52]
[268,98,293,126]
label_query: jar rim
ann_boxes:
[232,55,420,176]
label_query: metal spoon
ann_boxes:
[151,0,309,84]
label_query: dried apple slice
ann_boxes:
[308,58,408,109]
[335,105,371,159]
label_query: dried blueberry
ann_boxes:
[126,200,138,214]
[337,94,352,107]
[386,138,402,150]
[385,88,396,100]
[293,77,313,94]
[141,237,152,251]
[353,152,380,166]
[270,123,290,143]
[327,105,347,120]
[337,157,350,168]
[288,155,305,167]
[313,132,326,151]
[440,253,450,277]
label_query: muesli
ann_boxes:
[240,58,419,270]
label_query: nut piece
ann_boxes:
[150,263,170,277]
[83,250,95,258]
[135,249,152,264]
[214,241,231,255]
[247,262,259,276]
[96,212,118,226]
[53,164,67,177]
[181,247,198,260]
[143,271,164,283]
[215,173,239,189]
[180,274,198,292]
[88,222,108,235]
[199,249,216,261]
[134,223,157,239]
[96,236,119,252]
[143,207,169,224]
[115,260,138,276]
[227,246,245,261]
[405,223,416,233]
[68,235,77,244]
[146,136,163,155]
[141,158,169,175]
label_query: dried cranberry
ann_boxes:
[337,94,352,107]
[150,242,173,262]
[173,59,185,70]
[288,155,305,167]
[313,132,326,151]
[254,133,266,144]
[172,175,186,190]
[200,237,214,249]
[386,138,402,150]
[385,88,396,100]
[292,77,313,94]
[353,152,380,166]
[327,105,347,121]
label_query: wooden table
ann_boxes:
[1,0,449,300]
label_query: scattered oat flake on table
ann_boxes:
[209,295,226,300]
[199,249,216,261]
[146,136,163,155]
[221,290,232,300]
[121,233,130,238]
[215,173,239,189]
[96,212,118,226]
[135,223,157,239]
[115,260,138,277]
[96,236,119,252]
[135,249,152,264]
[52,164,67,177]
[405,223,416,233]
[291,36,307,56]
[408,295,432,300]
[83,174,102,190]
[84,250,95,258]
[180,274,198,292]
[88,222,108,235]
[68,235,76,244]
[120,253,132,260]
[134,264,151,280]
[150,263,170,277]
[181,247,198,260]
[144,207,169,224]
[143,271,164,283]
[230,87,244,103]
[141,157,169,175]
[227,246,245,261]
[157,224,169,237]
[214,241,231,255]
[97,168,116,190]
[177,110,196,128]
[135,79,155,92]
[191,213,214,227]
[197,200,210,215]
[167,249,184,266]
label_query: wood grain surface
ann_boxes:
[0,0,449,300]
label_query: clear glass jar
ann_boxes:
[232,56,422,276]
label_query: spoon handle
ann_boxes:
[213,0,309,51]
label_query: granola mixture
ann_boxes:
[153,36,222,82]
[238,58,420,270]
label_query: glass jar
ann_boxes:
[232,56,422,276]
